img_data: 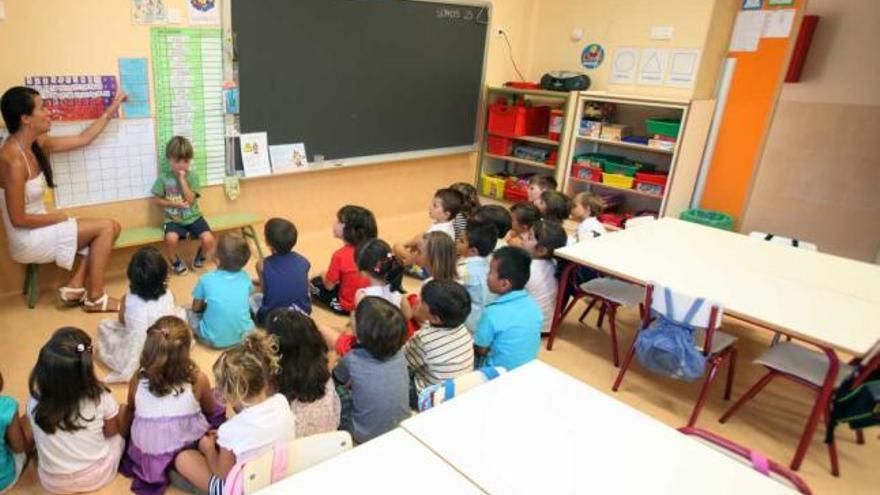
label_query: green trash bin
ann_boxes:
[679,208,735,231]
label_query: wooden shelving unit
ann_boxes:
[474,87,578,202]
[562,93,692,224]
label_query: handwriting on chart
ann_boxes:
[436,8,475,21]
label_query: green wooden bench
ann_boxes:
[23,211,264,308]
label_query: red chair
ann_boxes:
[719,340,880,475]
[612,283,738,427]
[678,427,812,494]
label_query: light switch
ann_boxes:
[651,26,674,40]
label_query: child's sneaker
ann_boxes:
[193,248,206,269]
[170,257,188,275]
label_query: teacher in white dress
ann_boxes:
[0,86,127,312]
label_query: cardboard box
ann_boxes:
[600,124,631,140]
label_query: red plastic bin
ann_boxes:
[634,172,668,185]
[572,162,602,182]
[488,104,550,137]
[504,178,530,202]
[487,135,513,156]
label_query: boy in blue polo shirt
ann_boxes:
[474,246,543,370]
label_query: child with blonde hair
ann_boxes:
[120,316,225,495]
[411,231,458,283]
[571,191,607,242]
[174,331,295,494]
[98,246,185,383]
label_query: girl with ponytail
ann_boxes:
[120,316,224,495]
[0,86,127,311]
[27,327,125,493]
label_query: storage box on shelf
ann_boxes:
[563,93,691,230]
[476,86,578,202]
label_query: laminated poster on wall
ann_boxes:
[581,44,604,70]
[729,10,767,52]
[187,0,220,26]
[24,75,118,121]
[664,49,701,89]
[610,47,638,85]
[118,58,151,118]
[762,9,795,38]
[239,132,272,177]
[637,48,669,86]
[269,143,309,174]
[131,0,167,24]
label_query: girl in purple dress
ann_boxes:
[120,316,225,495]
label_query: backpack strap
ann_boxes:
[663,287,675,321]
[271,442,290,482]
[480,366,501,381]
[749,451,771,476]
[680,296,705,328]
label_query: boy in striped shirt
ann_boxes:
[405,280,474,407]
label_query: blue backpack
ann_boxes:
[635,288,707,382]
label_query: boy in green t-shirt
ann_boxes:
[151,136,214,275]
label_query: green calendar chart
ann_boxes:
[151,28,225,185]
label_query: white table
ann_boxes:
[257,429,485,494]
[548,217,880,470]
[402,361,796,495]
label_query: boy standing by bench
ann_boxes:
[151,136,215,274]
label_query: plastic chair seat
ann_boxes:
[579,278,644,307]
[694,329,738,355]
[753,342,853,388]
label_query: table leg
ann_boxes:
[547,262,577,351]
[790,346,839,471]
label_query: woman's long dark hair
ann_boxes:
[1,86,55,187]
[265,308,330,403]
[29,328,108,434]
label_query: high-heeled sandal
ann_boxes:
[58,287,86,305]
[82,293,120,313]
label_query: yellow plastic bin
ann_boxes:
[602,172,634,189]
[481,174,507,199]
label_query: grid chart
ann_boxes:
[51,119,158,208]
[151,28,225,185]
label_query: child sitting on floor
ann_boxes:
[527,175,557,203]
[474,247,543,371]
[455,220,497,334]
[250,217,311,326]
[27,328,125,494]
[535,190,573,224]
[507,202,540,247]
[120,316,224,495]
[265,308,341,437]
[174,331,295,494]
[520,220,568,336]
[189,233,255,348]
[333,297,410,444]
[570,191,607,242]
[0,370,29,494]
[473,204,512,252]
[310,205,377,316]
[411,231,458,283]
[151,136,215,275]
[449,182,480,241]
[394,188,463,265]
[405,280,474,407]
[98,246,185,383]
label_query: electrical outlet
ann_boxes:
[495,27,505,37]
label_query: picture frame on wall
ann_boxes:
[742,0,763,9]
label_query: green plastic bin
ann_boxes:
[679,208,735,231]
[646,118,682,138]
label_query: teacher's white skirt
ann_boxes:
[8,217,79,270]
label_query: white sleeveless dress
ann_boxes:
[0,173,78,270]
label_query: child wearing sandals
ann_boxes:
[97,246,185,383]
[0,371,30,494]
[27,328,126,494]
[174,331,295,495]
[120,316,225,495]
